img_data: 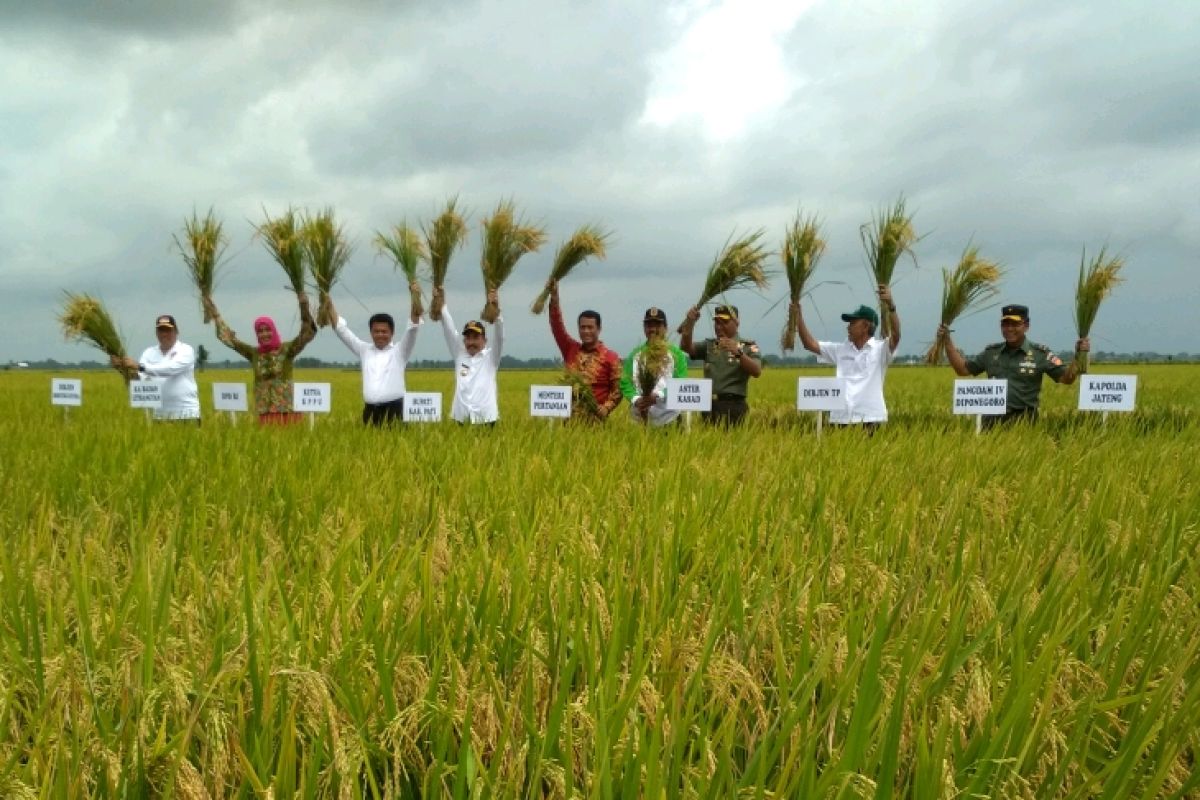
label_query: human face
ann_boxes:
[255,324,274,347]
[1000,318,1028,347]
[463,330,485,355]
[155,326,177,351]
[643,321,666,342]
[846,318,872,345]
[714,316,738,340]
[578,316,600,348]
[370,322,393,349]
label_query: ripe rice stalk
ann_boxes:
[562,368,600,418]
[1074,246,1124,373]
[860,197,918,339]
[303,208,354,327]
[479,199,547,323]
[779,213,826,352]
[530,224,611,314]
[375,223,428,319]
[678,229,771,333]
[924,244,1004,364]
[58,291,130,383]
[636,337,670,418]
[257,208,306,296]
[422,198,469,321]
[173,209,227,322]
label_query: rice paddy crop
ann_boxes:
[2,365,1198,798]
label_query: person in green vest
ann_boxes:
[680,304,763,427]
[940,304,1089,428]
[619,307,689,426]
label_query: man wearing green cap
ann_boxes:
[620,307,689,426]
[680,303,763,426]
[939,304,1089,427]
[793,285,900,429]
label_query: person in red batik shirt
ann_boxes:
[548,280,623,422]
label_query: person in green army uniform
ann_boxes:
[939,303,1089,428]
[680,304,763,426]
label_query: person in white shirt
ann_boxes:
[440,289,503,425]
[328,297,420,425]
[792,285,901,430]
[112,314,201,421]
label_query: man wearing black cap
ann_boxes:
[620,307,689,426]
[792,285,900,429]
[680,303,763,426]
[939,304,1088,427]
[113,314,201,421]
[439,290,503,424]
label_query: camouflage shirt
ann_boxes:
[965,339,1067,411]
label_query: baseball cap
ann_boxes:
[462,320,486,336]
[643,307,667,325]
[713,304,739,321]
[840,305,879,326]
[155,314,177,330]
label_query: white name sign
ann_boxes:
[129,380,164,409]
[530,385,572,418]
[666,378,712,412]
[294,382,332,413]
[953,379,1008,415]
[1078,374,1137,412]
[796,377,847,411]
[212,382,249,412]
[403,392,443,422]
[51,378,82,406]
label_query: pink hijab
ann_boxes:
[253,316,282,353]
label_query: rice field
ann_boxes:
[1,365,1198,798]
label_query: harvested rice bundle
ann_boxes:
[375,222,428,319]
[779,212,825,352]
[257,208,306,295]
[303,208,354,327]
[925,244,1003,364]
[860,197,918,338]
[423,198,469,321]
[677,229,770,333]
[1074,246,1124,373]
[479,199,546,323]
[174,209,227,322]
[59,292,130,383]
[530,224,610,314]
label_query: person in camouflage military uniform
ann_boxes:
[940,304,1089,428]
[680,304,763,426]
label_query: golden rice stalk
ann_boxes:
[678,229,771,333]
[860,196,918,338]
[779,212,826,352]
[479,199,547,323]
[303,208,355,327]
[635,337,671,412]
[422,197,469,321]
[562,368,600,418]
[375,222,427,319]
[58,291,130,383]
[1074,245,1124,373]
[924,244,1004,364]
[530,224,611,314]
[173,209,227,322]
[257,207,306,296]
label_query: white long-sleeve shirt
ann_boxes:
[440,305,502,424]
[817,336,894,423]
[335,316,419,404]
[137,341,200,419]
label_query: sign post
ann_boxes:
[530,385,572,422]
[665,378,712,429]
[403,392,443,423]
[213,382,249,425]
[797,377,847,438]
[1078,374,1137,423]
[294,382,332,429]
[129,380,164,423]
[952,379,1008,433]
[51,377,82,421]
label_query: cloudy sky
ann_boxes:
[3,0,1197,364]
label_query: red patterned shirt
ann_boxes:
[550,302,623,419]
